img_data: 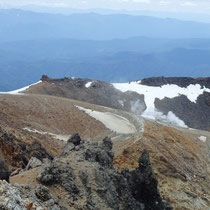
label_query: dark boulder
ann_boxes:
[0,155,9,182]
[67,133,82,146]
[27,141,53,161]
[37,161,80,196]
[85,137,114,168]
[62,133,84,154]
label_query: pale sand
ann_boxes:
[75,105,137,134]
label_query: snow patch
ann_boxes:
[198,136,207,142]
[142,109,188,127]
[0,81,42,95]
[75,105,137,134]
[113,82,210,107]
[113,82,210,127]
[85,81,93,88]
[23,127,70,141]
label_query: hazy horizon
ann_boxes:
[1,0,210,23]
[0,1,209,91]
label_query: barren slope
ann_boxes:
[0,93,209,209]
[0,93,143,169]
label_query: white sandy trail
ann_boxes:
[75,105,137,134]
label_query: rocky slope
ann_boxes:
[21,75,210,131]
[1,136,172,210]
[114,120,210,210]
[25,75,146,115]
[0,92,143,169]
[0,87,209,209]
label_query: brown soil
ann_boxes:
[114,120,210,210]
[1,92,209,210]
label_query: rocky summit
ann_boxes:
[0,134,172,210]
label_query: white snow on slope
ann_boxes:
[85,81,93,88]
[0,81,42,95]
[23,127,70,141]
[75,105,137,134]
[198,136,207,143]
[113,82,210,127]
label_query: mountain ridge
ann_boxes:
[16,75,210,131]
[0,88,209,209]
[1,9,210,42]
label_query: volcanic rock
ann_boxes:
[141,76,210,88]
[25,157,42,170]
[67,133,82,146]
[35,184,52,201]
[35,135,171,209]
[27,141,53,161]
[0,155,9,182]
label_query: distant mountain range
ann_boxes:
[0,41,210,91]
[1,9,210,42]
[0,9,210,91]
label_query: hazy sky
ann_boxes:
[0,0,209,14]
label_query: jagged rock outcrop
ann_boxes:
[34,135,172,209]
[123,150,172,210]
[0,134,173,209]
[0,126,53,169]
[0,155,9,182]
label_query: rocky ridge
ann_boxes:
[22,75,210,131]
[26,75,146,115]
[141,76,210,88]
[1,134,172,210]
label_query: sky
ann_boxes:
[0,0,209,14]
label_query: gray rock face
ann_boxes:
[84,138,114,169]
[0,155,9,182]
[0,180,55,210]
[62,142,75,154]
[37,161,80,197]
[25,157,42,170]
[155,92,210,131]
[35,184,52,201]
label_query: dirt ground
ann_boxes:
[1,93,209,210]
